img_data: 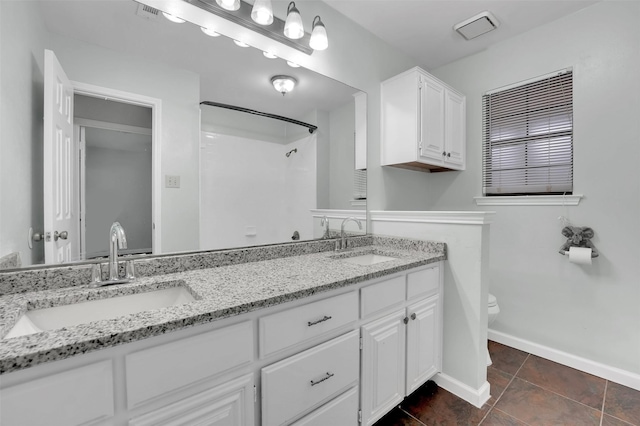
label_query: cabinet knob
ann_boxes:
[403,316,409,324]
[447,152,451,158]
[410,313,417,321]
[442,151,446,157]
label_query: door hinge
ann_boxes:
[358,410,362,423]
[253,385,257,403]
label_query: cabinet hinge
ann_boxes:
[359,337,363,350]
[358,410,362,423]
[253,385,257,403]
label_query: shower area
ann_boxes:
[199,104,318,250]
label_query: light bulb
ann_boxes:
[286,61,300,68]
[162,12,185,23]
[233,40,250,48]
[251,0,273,25]
[309,16,328,50]
[215,0,240,11]
[263,51,278,59]
[284,2,304,40]
[201,27,220,37]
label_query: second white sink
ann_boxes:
[4,286,196,339]
[340,253,398,266]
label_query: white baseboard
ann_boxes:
[489,329,640,391]
[434,373,491,408]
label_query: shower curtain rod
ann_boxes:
[200,101,317,134]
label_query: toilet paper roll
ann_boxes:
[568,246,592,265]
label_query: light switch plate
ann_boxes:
[165,175,180,188]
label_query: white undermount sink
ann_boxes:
[340,253,398,266]
[4,286,195,339]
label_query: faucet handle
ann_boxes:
[125,260,136,280]
[91,264,102,284]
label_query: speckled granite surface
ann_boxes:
[0,236,445,374]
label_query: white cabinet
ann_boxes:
[129,374,255,426]
[360,264,443,426]
[0,360,115,426]
[381,67,466,172]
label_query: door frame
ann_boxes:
[72,81,162,254]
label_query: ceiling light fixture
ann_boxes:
[309,16,328,51]
[271,75,297,95]
[201,27,221,37]
[162,12,185,23]
[251,0,273,26]
[216,0,241,12]
[174,0,328,55]
[454,11,499,40]
[283,2,304,40]
[286,61,300,68]
[233,39,250,47]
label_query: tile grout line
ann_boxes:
[399,407,428,426]
[600,380,608,426]
[479,353,531,425]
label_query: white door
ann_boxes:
[43,50,79,264]
[406,296,440,395]
[360,309,406,426]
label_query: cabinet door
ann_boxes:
[419,74,446,163]
[361,309,407,426]
[445,90,466,169]
[129,374,255,426]
[406,296,441,395]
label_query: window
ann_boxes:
[482,69,573,196]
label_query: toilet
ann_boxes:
[487,293,500,366]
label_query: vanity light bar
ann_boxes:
[185,0,314,55]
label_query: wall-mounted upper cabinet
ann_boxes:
[381,67,466,172]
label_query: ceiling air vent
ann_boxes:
[136,3,161,21]
[454,11,499,40]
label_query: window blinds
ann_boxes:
[482,69,573,195]
[354,169,367,200]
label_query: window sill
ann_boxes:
[474,194,583,206]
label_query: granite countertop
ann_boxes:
[0,236,445,374]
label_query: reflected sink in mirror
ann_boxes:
[4,286,196,339]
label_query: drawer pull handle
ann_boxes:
[310,372,334,386]
[308,315,332,327]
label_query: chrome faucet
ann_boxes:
[320,216,330,239]
[108,222,128,281]
[337,217,363,251]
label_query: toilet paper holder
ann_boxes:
[558,226,599,258]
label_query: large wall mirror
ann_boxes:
[0,0,366,270]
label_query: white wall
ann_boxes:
[427,2,640,377]
[330,100,357,210]
[0,0,47,266]
[200,132,316,249]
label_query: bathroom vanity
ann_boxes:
[0,236,445,426]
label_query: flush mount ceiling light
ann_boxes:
[216,0,240,12]
[162,12,185,23]
[271,75,297,95]
[251,0,273,25]
[454,11,499,40]
[309,16,328,50]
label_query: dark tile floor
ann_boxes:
[375,341,640,426]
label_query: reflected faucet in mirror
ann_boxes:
[320,216,330,239]
[90,222,134,288]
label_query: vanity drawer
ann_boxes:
[360,275,406,318]
[125,321,253,408]
[261,330,360,426]
[407,264,440,300]
[259,291,358,357]
[290,386,359,426]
